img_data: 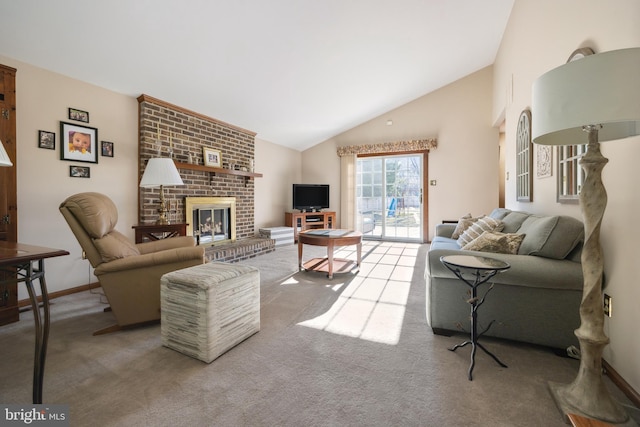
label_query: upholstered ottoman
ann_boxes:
[160,262,260,363]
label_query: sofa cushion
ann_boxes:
[462,231,525,254]
[517,215,584,259]
[501,211,531,233]
[537,216,584,260]
[93,230,140,262]
[457,216,504,247]
[518,215,559,256]
[451,214,479,239]
[488,208,511,220]
[430,236,462,251]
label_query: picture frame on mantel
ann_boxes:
[60,122,98,164]
[203,147,221,167]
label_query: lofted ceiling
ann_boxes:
[0,0,514,151]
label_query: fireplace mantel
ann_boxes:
[174,161,262,178]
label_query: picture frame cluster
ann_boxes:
[37,107,116,178]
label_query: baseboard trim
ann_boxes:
[603,358,640,409]
[18,282,101,308]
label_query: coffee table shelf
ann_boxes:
[298,229,362,279]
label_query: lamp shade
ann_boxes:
[139,158,184,188]
[0,139,13,167]
[532,47,640,145]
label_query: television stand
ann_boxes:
[285,211,336,242]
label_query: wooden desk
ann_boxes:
[567,413,615,427]
[132,223,188,243]
[0,242,69,403]
[298,229,362,279]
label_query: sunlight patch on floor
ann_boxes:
[298,242,418,345]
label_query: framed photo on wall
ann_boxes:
[60,121,98,163]
[69,165,90,178]
[101,141,114,157]
[38,130,55,150]
[68,108,89,123]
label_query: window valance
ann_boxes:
[336,138,437,157]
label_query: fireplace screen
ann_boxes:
[193,208,230,243]
[185,197,236,245]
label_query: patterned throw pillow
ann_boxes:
[457,216,505,247]
[451,214,481,239]
[462,231,526,254]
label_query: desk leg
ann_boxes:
[357,242,362,268]
[327,241,334,279]
[298,241,303,271]
[24,260,49,404]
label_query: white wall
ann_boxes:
[303,66,499,237]
[0,55,139,300]
[254,137,302,228]
[493,0,640,394]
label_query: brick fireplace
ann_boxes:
[137,95,274,262]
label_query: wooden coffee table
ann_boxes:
[298,229,362,279]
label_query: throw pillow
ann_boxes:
[462,231,525,254]
[93,230,140,263]
[451,214,480,239]
[457,216,505,247]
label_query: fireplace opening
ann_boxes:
[185,197,236,245]
[193,207,231,243]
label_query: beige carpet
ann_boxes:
[1,242,638,426]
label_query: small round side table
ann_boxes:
[440,254,511,380]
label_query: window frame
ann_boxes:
[516,109,533,202]
[556,144,586,204]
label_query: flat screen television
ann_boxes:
[293,184,330,211]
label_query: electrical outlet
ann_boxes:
[603,294,612,317]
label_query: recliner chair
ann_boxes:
[59,192,205,335]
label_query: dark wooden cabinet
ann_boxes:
[0,64,18,326]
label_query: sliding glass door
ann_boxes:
[356,154,423,241]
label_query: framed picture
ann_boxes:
[203,147,221,167]
[101,141,114,157]
[38,130,55,150]
[60,122,98,163]
[68,108,89,123]
[69,165,90,178]
[537,145,552,178]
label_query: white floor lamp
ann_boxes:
[532,47,640,423]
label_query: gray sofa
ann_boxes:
[425,208,585,350]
